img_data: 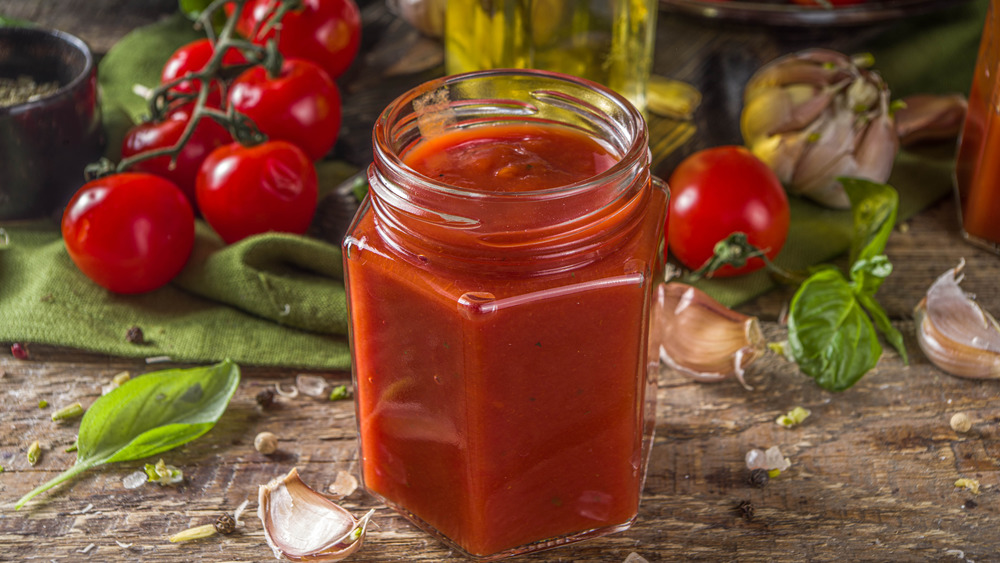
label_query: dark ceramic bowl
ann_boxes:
[0,26,104,220]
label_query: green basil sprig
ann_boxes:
[15,360,240,510]
[786,178,908,392]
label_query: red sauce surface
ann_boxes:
[346,123,664,556]
[403,123,618,191]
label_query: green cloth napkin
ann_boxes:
[0,12,353,369]
[0,222,351,369]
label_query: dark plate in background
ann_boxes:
[659,0,971,26]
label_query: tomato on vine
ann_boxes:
[229,58,342,161]
[161,38,247,95]
[235,0,361,80]
[121,103,232,208]
[196,140,318,244]
[62,173,196,294]
[667,146,790,277]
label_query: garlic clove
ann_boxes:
[914,260,1000,379]
[653,282,766,390]
[853,105,898,184]
[790,108,858,208]
[742,84,835,142]
[749,129,812,185]
[258,467,375,561]
[894,93,968,147]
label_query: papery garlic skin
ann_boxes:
[914,260,1000,379]
[741,49,898,209]
[894,94,968,147]
[653,282,766,389]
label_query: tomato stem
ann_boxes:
[687,232,805,284]
[112,0,282,175]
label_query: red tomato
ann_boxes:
[234,0,361,80]
[161,38,247,94]
[121,104,232,207]
[196,141,318,243]
[229,58,341,161]
[667,146,790,277]
[62,173,196,294]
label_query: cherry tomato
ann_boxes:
[62,173,195,294]
[121,104,232,207]
[229,58,341,161]
[196,140,318,243]
[161,38,247,94]
[667,146,790,277]
[234,0,361,80]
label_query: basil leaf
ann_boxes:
[856,292,909,364]
[841,177,899,264]
[849,254,893,297]
[15,360,240,510]
[787,269,881,392]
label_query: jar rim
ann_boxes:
[372,68,649,201]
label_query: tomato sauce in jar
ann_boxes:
[344,70,666,559]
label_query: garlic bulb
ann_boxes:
[258,468,375,561]
[741,49,898,209]
[914,260,1000,379]
[652,282,766,389]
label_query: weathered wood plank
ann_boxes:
[2,1,999,562]
[0,0,177,53]
[2,309,999,562]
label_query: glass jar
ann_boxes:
[443,0,657,113]
[343,69,667,560]
[955,0,1000,253]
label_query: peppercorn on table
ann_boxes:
[3,1,1000,561]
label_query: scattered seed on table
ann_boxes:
[126,326,145,344]
[950,412,972,433]
[736,500,755,521]
[255,432,278,455]
[256,388,276,409]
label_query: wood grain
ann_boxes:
[3,299,1000,562]
[0,0,177,53]
[2,1,999,562]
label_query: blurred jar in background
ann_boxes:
[443,0,657,113]
[955,0,1000,254]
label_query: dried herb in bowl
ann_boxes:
[0,75,60,107]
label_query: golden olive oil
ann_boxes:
[444,0,657,112]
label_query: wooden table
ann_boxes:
[3,1,999,561]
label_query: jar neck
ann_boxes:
[368,70,651,272]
